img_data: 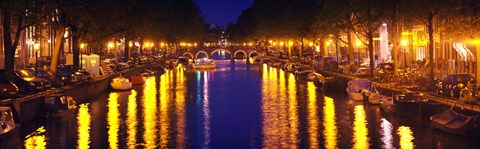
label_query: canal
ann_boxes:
[10,60,480,148]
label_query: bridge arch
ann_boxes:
[195,51,209,59]
[210,49,232,56]
[249,51,259,58]
[183,52,194,59]
[234,50,248,59]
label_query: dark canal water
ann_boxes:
[10,60,480,148]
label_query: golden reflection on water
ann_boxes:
[107,92,119,149]
[175,66,186,148]
[24,126,46,149]
[77,104,91,149]
[323,96,338,149]
[307,82,319,147]
[261,66,284,148]
[261,66,299,148]
[159,70,171,148]
[397,126,415,149]
[202,71,211,146]
[287,74,299,148]
[380,118,393,149]
[353,105,369,149]
[126,90,137,149]
[143,76,158,148]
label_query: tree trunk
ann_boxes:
[368,33,375,79]
[72,26,80,70]
[124,35,130,60]
[49,26,66,76]
[3,11,23,81]
[347,32,354,64]
[427,12,435,83]
[300,38,304,58]
[139,38,143,55]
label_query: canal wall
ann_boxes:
[0,62,163,124]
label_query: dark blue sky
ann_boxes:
[195,0,254,26]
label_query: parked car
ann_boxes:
[13,69,46,93]
[30,68,64,88]
[436,74,477,98]
[56,67,78,84]
[0,73,19,99]
[58,65,89,82]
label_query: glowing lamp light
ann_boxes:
[402,40,408,46]
[34,43,40,51]
[108,42,114,48]
[326,41,331,46]
[129,42,133,47]
[80,43,86,49]
[288,41,293,46]
[309,42,314,47]
[356,41,362,46]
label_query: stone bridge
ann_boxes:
[182,46,261,59]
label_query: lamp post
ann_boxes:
[402,39,408,69]
[34,43,40,74]
[80,43,86,69]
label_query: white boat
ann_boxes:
[192,58,216,69]
[346,79,379,101]
[0,106,17,135]
[110,76,132,91]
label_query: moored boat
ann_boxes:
[42,94,77,118]
[346,79,379,101]
[192,58,216,69]
[307,72,326,88]
[130,75,146,85]
[380,91,431,115]
[111,76,132,91]
[430,107,480,135]
[0,106,17,136]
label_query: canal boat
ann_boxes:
[192,58,216,69]
[346,79,379,101]
[130,75,146,85]
[380,91,430,115]
[430,107,480,135]
[0,106,17,135]
[307,72,325,88]
[42,94,77,118]
[110,76,132,91]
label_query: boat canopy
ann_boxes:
[347,79,377,93]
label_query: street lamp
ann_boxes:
[34,43,40,74]
[80,43,86,69]
[401,39,408,68]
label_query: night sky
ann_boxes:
[195,0,254,26]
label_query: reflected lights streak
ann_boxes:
[278,69,288,146]
[24,126,46,149]
[107,92,120,149]
[261,65,282,148]
[380,118,393,149]
[323,96,338,149]
[307,82,319,147]
[353,105,369,149]
[397,126,415,149]
[77,104,91,149]
[287,74,299,148]
[175,67,186,148]
[160,72,170,148]
[126,90,138,149]
[203,72,211,147]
